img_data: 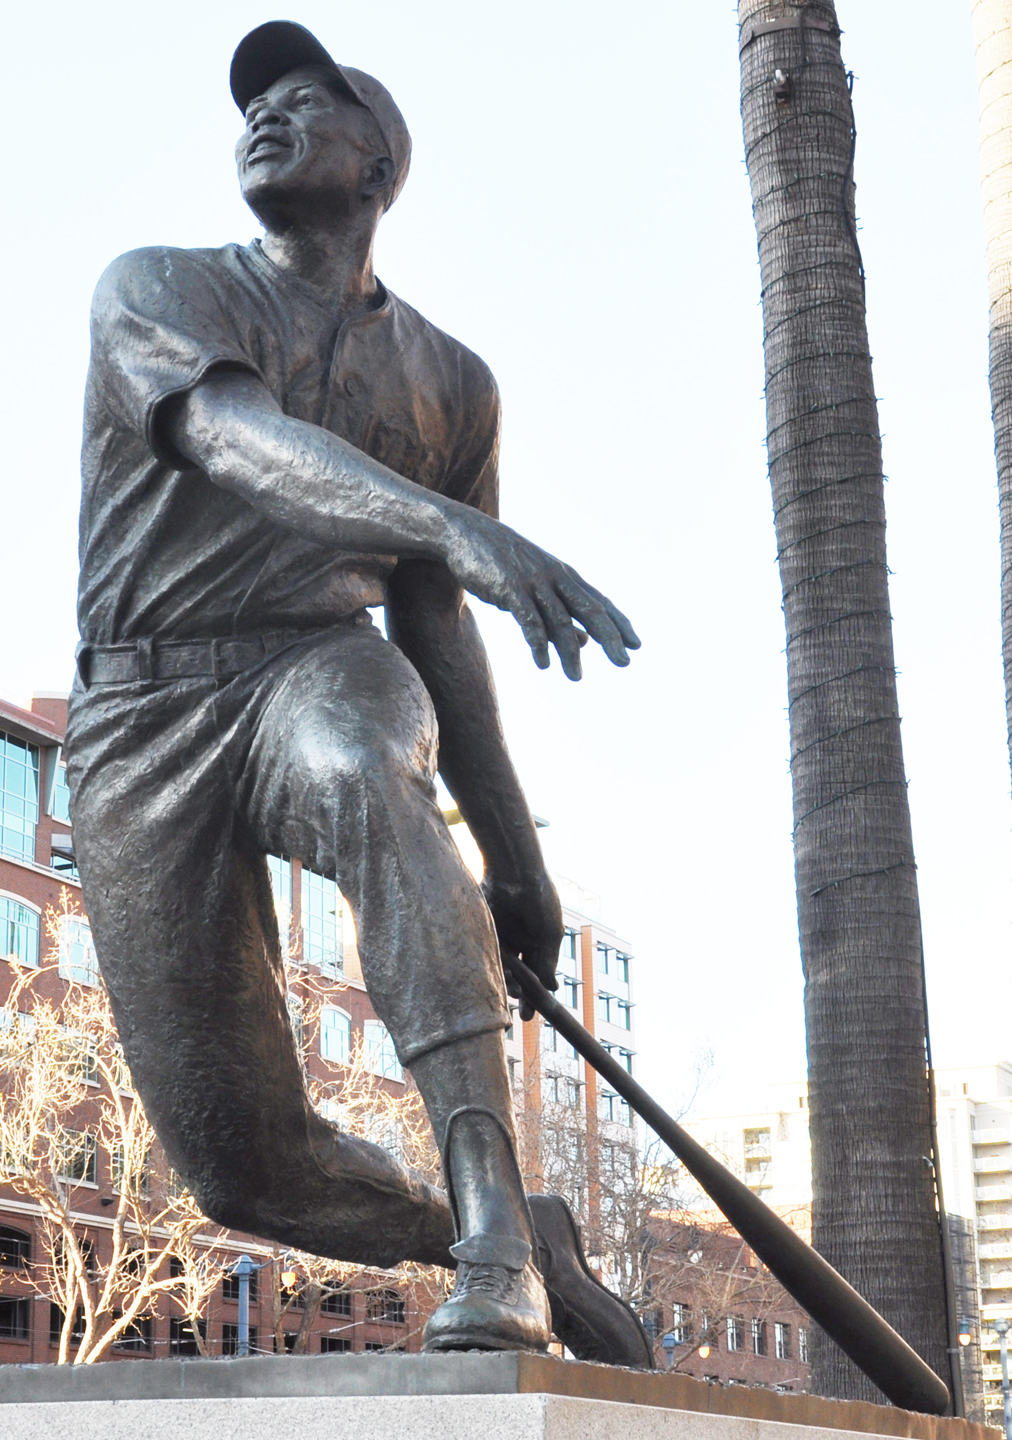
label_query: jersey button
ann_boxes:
[344,376,360,397]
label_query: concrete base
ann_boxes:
[0,1353,992,1440]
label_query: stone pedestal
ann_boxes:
[0,1351,992,1440]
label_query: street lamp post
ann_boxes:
[231,1255,257,1358]
[661,1332,677,1369]
[994,1317,1012,1440]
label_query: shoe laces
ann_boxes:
[455,1261,518,1301]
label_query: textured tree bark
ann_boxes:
[972,1,1012,772]
[737,0,951,1402]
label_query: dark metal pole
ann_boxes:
[996,1318,1012,1440]
[502,957,950,1415]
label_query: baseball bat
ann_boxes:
[502,957,950,1416]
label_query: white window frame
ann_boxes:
[0,891,41,969]
[56,1129,97,1186]
[320,1007,352,1065]
[58,915,98,987]
[364,1020,403,1082]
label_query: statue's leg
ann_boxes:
[242,623,549,1349]
[65,667,453,1269]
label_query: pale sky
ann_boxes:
[1,1,1005,1119]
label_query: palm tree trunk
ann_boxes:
[737,0,951,1401]
[971,1,1012,771]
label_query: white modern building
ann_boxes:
[684,1066,1012,1419]
[934,1062,1012,1420]
[681,1082,813,1212]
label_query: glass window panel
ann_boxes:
[364,1020,403,1082]
[58,917,98,986]
[301,867,343,975]
[320,1008,352,1065]
[267,855,292,936]
[51,763,72,824]
[0,896,39,968]
[0,733,40,863]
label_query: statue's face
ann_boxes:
[236,65,382,222]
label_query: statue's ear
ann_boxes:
[362,156,396,200]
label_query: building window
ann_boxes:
[57,1130,97,1185]
[743,1128,772,1158]
[752,1318,767,1356]
[670,1303,689,1343]
[50,1304,85,1345]
[275,1331,298,1353]
[0,1298,29,1340]
[321,1288,352,1317]
[222,1267,259,1303]
[600,1088,632,1127]
[169,1317,206,1355]
[0,895,40,968]
[543,1025,577,1061]
[60,1028,98,1085]
[366,1289,405,1324]
[364,1020,403,1081]
[596,944,631,985]
[58,915,98,986]
[726,1316,744,1351]
[775,1321,791,1359]
[301,867,343,975]
[321,1335,351,1352]
[505,1006,517,1042]
[600,1040,634,1074]
[320,1007,352,1065]
[560,928,578,962]
[598,993,633,1029]
[222,1322,259,1355]
[545,1074,582,1108]
[49,759,72,824]
[798,1326,808,1364]
[562,976,579,1008]
[111,1142,149,1196]
[0,1225,31,1268]
[267,855,292,936]
[112,1314,152,1351]
[0,732,40,863]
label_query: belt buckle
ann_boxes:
[136,637,155,682]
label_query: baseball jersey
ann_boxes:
[79,241,501,644]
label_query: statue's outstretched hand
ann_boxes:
[483,870,563,1023]
[444,510,640,681]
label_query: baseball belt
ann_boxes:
[75,626,344,688]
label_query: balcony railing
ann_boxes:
[979,1242,1012,1260]
[976,1186,1012,1202]
[979,1214,1012,1231]
[973,1130,1012,1146]
[976,1156,1012,1174]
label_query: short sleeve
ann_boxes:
[89,247,262,465]
[441,358,501,520]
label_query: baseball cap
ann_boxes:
[230,21,411,207]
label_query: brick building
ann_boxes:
[645,1217,811,1391]
[0,691,433,1363]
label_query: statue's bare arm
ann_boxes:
[161,368,640,680]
